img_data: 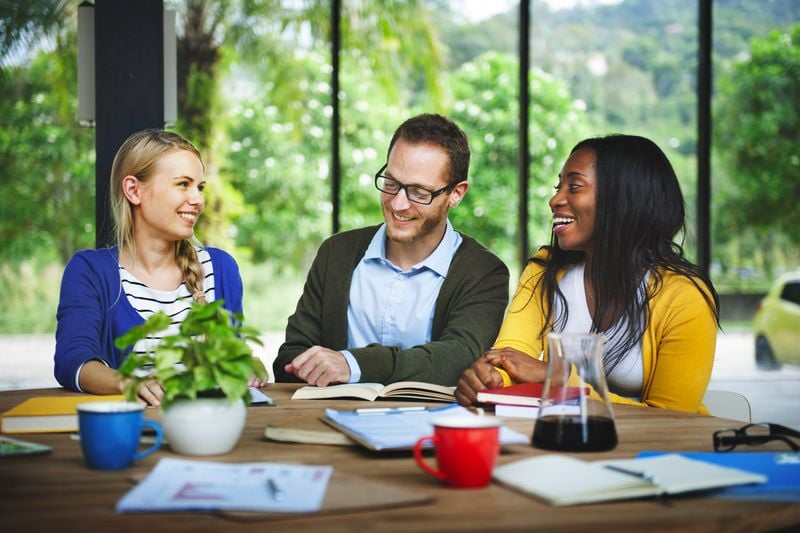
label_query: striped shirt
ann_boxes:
[120,248,215,358]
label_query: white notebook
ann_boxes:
[323,404,529,451]
[493,453,767,506]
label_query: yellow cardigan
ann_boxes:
[493,259,717,414]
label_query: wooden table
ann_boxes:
[1,384,798,532]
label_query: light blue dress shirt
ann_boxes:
[342,221,463,382]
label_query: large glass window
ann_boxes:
[528,0,699,261]
[3,1,799,397]
[712,4,800,309]
[0,7,91,389]
[337,1,523,273]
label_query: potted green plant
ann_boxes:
[115,299,268,455]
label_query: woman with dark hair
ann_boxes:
[455,134,719,413]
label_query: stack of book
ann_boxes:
[477,383,548,418]
[1,394,125,433]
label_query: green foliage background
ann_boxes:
[1,0,799,334]
[713,24,800,287]
[0,34,95,265]
[448,52,590,265]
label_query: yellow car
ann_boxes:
[753,271,800,369]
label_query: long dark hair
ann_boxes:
[532,134,719,371]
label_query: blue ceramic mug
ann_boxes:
[77,401,163,470]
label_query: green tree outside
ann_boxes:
[447,52,590,268]
[714,23,800,284]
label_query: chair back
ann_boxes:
[703,389,752,422]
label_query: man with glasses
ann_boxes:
[273,114,509,386]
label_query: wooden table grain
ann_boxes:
[1,384,798,532]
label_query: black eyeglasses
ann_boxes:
[713,423,800,452]
[374,164,458,205]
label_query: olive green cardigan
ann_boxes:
[274,225,509,386]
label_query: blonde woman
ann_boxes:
[54,130,258,406]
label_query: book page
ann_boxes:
[599,454,768,494]
[493,455,656,506]
[638,451,800,500]
[495,454,769,506]
[381,381,455,401]
[291,383,386,401]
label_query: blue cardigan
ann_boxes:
[53,246,243,390]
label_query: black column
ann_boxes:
[697,0,712,275]
[94,0,164,248]
[518,0,531,270]
[331,0,341,235]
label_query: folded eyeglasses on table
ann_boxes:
[713,422,800,452]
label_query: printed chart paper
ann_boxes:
[117,458,332,513]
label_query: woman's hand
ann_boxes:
[484,347,547,384]
[133,379,165,407]
[80,361,163,407]
[248,375,270,388]
[454,356,504,406]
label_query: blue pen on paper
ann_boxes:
[355,406,428,415]
[266,477,285,501]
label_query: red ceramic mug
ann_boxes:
[413,416,502,488]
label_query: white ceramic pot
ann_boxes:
[161,397,246,455]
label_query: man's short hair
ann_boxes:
[387,113,470,184]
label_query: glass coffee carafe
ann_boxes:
[532,332,618,452]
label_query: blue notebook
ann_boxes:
[638,451,800,502]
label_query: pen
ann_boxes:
[354,406,428,415]
[603,464,660,485]
[266,477,285,501]
[603,464,671,507]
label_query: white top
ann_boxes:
[554,263,644,398]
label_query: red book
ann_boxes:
[476,383,588,407]
[476,383,545,407]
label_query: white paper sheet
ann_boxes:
[116,458,332,513]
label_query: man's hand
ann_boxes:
[454,356,504,406]
[284,346,351,386]
[484,347,546,384]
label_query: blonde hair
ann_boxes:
[110,129,209,304]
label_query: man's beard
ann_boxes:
[385,208,445,244]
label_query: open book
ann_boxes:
[291,381,455,402]
[493,454,767,506]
